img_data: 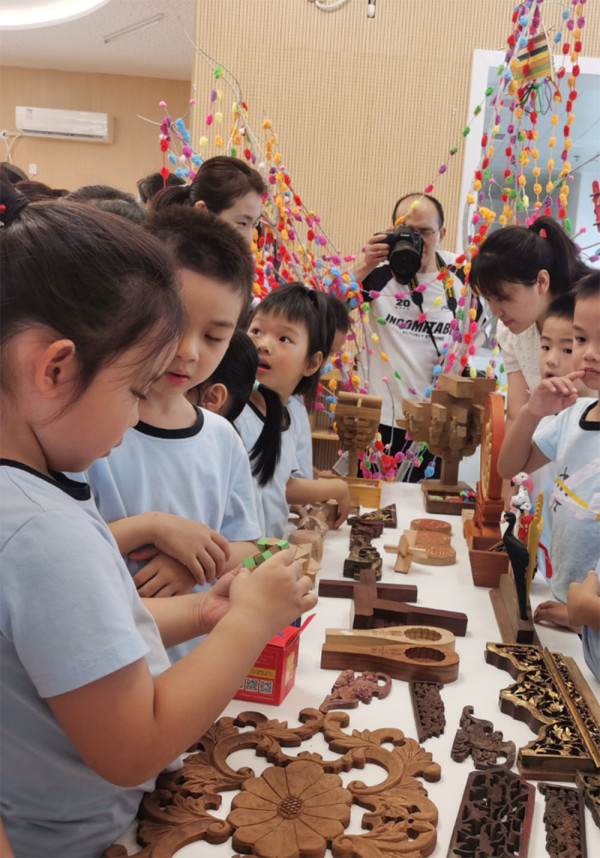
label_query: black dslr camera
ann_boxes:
[381,226,423,284]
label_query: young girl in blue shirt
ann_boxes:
[0,185,315,857]
[235,283,351,537]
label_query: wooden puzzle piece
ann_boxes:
[451,705,516,769]
[242,538,290,569]
[289,525,324,562]
[320,641,459,684]
[538,782,587,858]
[447,768,535,858]
[409,681,445,742]
[318,569,468,635]
[325,625,456,651]
[384,528,456,573]
[319,669,392,712]
[293,543,319,588]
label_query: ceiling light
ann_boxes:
[103,13,164,44]
[0,0,109,30]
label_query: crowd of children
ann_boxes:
[0,156,599,855]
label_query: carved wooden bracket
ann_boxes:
[450,705,516,769]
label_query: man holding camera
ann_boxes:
[354,193,462,481]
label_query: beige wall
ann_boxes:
[0,66,190,194]
[190,0,599,257]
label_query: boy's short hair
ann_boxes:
[574,269,600,302]
[544,292,575,323]
[323,292,350,334]
[144,206,255,317]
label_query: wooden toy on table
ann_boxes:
[289,510,328,561]
[318,568,468,635]
[398,373,496,515]
[463,393,510,586]
[348,518,384,547]
[325,625,456,652]
[384,527,456,574]
[320,640,460,683]
[348,503,397,529]
[242,538,290,569]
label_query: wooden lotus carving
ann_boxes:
[104,708,440,858]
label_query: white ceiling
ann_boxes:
[0,0,196,80]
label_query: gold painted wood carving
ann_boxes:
[485,643,600,780]
[104,707,441,858]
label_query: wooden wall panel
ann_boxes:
[190,0,599,258]
[0,67,190,194]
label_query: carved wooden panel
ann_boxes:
[485,643,600,780]
[409,681,445,742]
[319,669,392,712]
[577,771,600,829]
[450,705,516,769]
[447,768,535,857]
[104,707,441,858]
[539,782,587,858]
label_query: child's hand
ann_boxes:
[568,571,600,629]
[534,599,580,632]
[133,554,197,597]
[228,549,317,638]
[150,514,230,585]
[526,371,584,419]
[324,479,351,528]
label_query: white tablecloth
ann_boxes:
[120,482,600,857]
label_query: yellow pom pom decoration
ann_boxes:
[215,112,222,124]
[262,119,271,129]
[466,193,475,204]
[518,174,526,186]
[199,136,208,148]
[533,183,542,195]
[434,297,442,307]
[328,379,337,392]
[215,136,223,147]
[371,333,379,343]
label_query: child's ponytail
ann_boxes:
[528,216,589,296]
[249,382,284,486]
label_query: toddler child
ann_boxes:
[498,270,600,629]
[0,185,315,856]
[236,283,351,537]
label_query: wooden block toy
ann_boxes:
[385,528,456,573]
[325,625,456,652]
[318,568,468,635]
[319,669,392,712]
[320,641,460,683]
[343,543,383,581]
[334,391,383,477]
[289,526,324,562]
[242,538,290,569]
[293,544,319,588]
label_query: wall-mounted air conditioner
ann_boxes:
[15,106,113,143]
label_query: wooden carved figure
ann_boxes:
[343,543,383,581]
[399,373,496,515]
[463,393,510,586]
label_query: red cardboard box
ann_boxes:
[234,615,314,706]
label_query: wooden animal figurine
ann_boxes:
[510,471,533,517]
[324,625,456,652]
[319,669,392,712]
[501,511,529,621]
[320,641,460,683]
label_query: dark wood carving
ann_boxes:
[343,543,383,580]
[321,640,460,683]
[318,568,468,635]
[539,782,587,858]
[577,771,600,829]
[348,503,397,528]
[447,768,535,857]
[104,707,441,858]
[450,705,516,769]
[485,643,600,780]
[349,518,384,547]
[319,669,392,712]
[409,681,445,742]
